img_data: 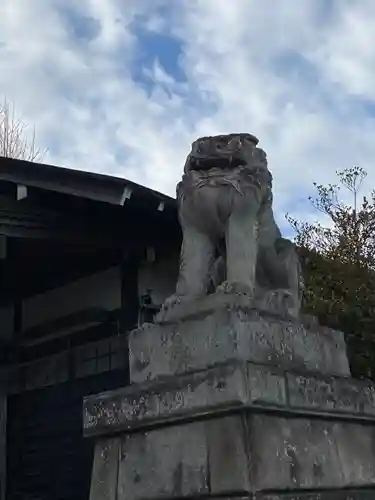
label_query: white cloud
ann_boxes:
[1,0,375,230]
[307,1,375,98]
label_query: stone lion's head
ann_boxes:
[184,133,268,174]
[180,134,272,205]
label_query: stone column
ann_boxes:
[83,304,375,500]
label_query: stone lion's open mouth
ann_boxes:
[186,132,258,172]
[188,155,246,171]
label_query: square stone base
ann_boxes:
[129,307,350,383]
[89,411,375,500]
[85,307,365,500]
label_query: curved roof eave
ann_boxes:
[0,156,176,208]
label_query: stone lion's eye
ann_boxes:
[197,140,205,152]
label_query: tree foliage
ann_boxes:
[287,167,375,378]
[0,98,46,162]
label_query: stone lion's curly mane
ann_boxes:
[177,134,273,212]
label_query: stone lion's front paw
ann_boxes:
[163,294,183,310]
[159,294,181,313]
[154,294,185,323]
[216,281,254,297]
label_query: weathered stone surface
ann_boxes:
[84,361,375,437]
[130,309,349,384]
[91,412,375,500]
[117,417,253,500]
[287,373,375,416]
[84,369,375,497]
[89,438,120,500]
[216,498,250,500]
[250,415,375,490]
[83,363,248,436]
[262,492,375,500]
[207,415,250,494]
[212,498,250,500]
[156,289,297,325]
[215,493,375,500]
[117,422,208,500]
[214,498,250,500]
[248,364,286,406]
[334,423,375,485]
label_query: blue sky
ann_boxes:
[1,0,375,232]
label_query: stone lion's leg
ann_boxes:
[208,254,226,292]
[155,226,215,322]
[175,225,215,299]
[223,209,258,296]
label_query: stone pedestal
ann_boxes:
[83,306,375,499]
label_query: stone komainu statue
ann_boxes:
[159,133,303,319]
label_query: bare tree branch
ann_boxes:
[0,98,47,162]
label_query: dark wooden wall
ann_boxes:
[0,178,180,500]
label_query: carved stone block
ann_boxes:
[117,422,209,500]
[249,415,375,490]
[130,308,350,384]
[262,492,375,500]
[84,361,375,439]
[88,412,375,499]
[247,364,286,406]
[89,438,120,500]
[287,373,375,415]
[206,415,250,494]
[116,416,250,500]
[83,363,248,436]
